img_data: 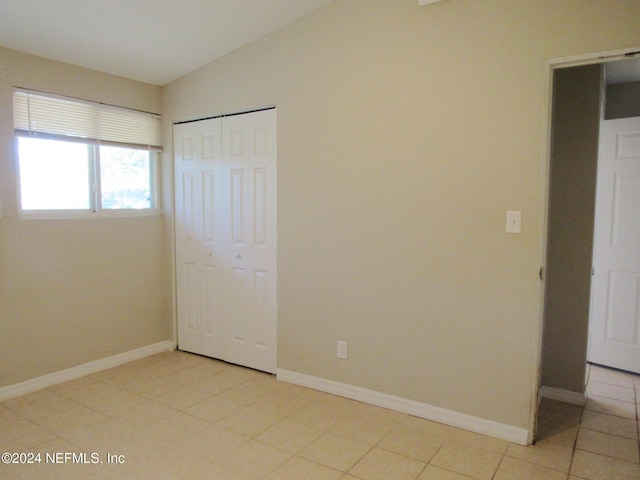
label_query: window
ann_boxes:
[13,89,162,217]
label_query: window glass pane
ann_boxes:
[99,146,152,209]
[18,137,90,210]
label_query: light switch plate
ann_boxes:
[337,340,348,359]
[506,211,522,234]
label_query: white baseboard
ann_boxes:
[277,369,529,445]
[539,385,586,406]
[0,341,175,402]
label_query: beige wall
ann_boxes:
[162,0,640,431]
[0,47,168,386]
[542,64,603,394]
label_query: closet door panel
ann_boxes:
[174,118,224,358]
[222,109,277,373]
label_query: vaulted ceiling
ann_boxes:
[0,0,334,86]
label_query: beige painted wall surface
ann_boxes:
[542,64,602,394]
[0,47,167,386]
[163,0,640,430]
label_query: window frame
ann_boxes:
[13,88,162,219]
[16,135,161,220]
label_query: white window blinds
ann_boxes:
[13,88,162,150]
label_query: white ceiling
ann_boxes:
[0,0,334,86]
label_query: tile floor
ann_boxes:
[1,351,639,479]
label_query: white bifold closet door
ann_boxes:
[174,109,277,373]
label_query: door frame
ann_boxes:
[532,46,640,444]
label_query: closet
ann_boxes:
[173,108,277,373]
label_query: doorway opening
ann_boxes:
[536,50,640,442]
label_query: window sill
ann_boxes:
[19,209,162,220]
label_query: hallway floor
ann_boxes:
[536,363,639,480]
[1,351,639,479]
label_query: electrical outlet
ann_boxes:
[337,340,348,359]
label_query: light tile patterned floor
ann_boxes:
[1,352,639,479]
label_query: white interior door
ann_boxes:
[589,116,640,374]
[174,109,277,373]
[174,118,224,359]
[221,110,277,373]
